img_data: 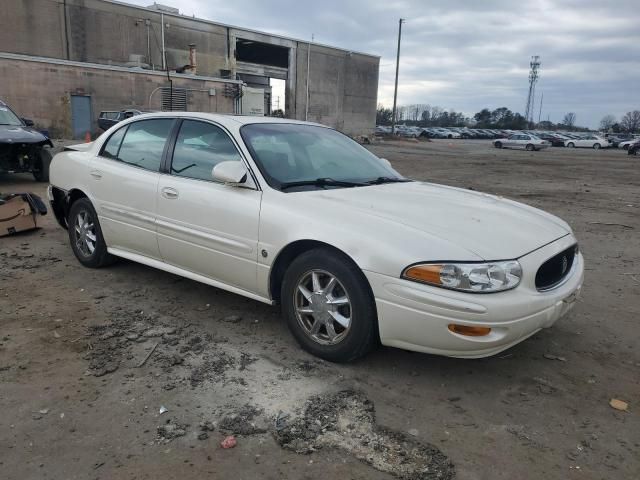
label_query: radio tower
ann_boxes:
[524,55,541,125]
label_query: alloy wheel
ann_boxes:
[294,269,352,345]
[73,210,97,257]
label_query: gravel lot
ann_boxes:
[1,139,638,480]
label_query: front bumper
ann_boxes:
[366,235,584,358]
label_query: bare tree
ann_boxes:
[620,110,640,133]
[599,114,616,131]
[562,112,577,128]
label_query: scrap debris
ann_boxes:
[221,436,237,449]
[609,399,629,412]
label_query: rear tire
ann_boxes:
[593,143,601,150]
[281,248,378,362]
[525,144,534,151]
[32,148,52,182]
[494,141,502,149]
[567,142,575,148]
[623,144,629,151]
[67,198,115,268]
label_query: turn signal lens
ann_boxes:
[403,265,442,284]
[448,324,492,337]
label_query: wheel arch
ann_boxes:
[268,239,373,306]
[52,187,89,229]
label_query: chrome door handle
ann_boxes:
[161,187,179,199]
[90,169,102,179]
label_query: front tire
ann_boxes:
[593,143,601,150]
[67,198,115,268]
[281,248,378,362]
[494,141,502,149]
[567,142,575,148]
[525,144,534,151]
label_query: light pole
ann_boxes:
[391,18,405,135]
[305,33,314,121]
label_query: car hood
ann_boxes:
[302,181,571,260]
[0,125,48,144]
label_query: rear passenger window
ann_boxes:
[170,120,242,181]
[116,119,173,171]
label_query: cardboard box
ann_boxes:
[0,196,39,237]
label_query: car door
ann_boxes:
[505,134,517,148]
[89,118,175,259]
[156,119,262,294]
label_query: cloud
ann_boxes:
[126,0,639,127]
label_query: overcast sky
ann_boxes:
[129,0,639,128]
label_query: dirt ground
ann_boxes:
[1,139,638,480]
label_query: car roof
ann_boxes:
[128,111,328,129]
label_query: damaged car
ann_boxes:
[0,100,53,182]
[48,113,584,362]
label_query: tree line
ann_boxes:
[377,104,640,133]
[376,104,468,127]
[599,111,640,134]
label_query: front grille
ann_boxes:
[535,245,578,291]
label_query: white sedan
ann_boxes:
[493,134,550,151]
[48,113,584,362]
[618,139,636,150]
[564,135,609,149]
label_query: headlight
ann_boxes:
[402,260,522,293]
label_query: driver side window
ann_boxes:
[170,120,242,182]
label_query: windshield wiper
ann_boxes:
[280,177,366,190]
[366,176,412,185]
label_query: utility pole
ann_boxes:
[391,19,405,135]
[161,13,166,70]
[305,34,314,121]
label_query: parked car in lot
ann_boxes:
[438,128,461,139]
[536,133,566,147]
[606,134,633,148]
[98,109,143,131]
[564,135,609,149]
[396,126,423,138]
[0,99,53,181]
[375,125,391,135]
[627,140,640,156]
[48,112,584,362]
[493,134,550,151]
[618,139,636,150]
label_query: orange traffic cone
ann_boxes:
[84,131,92,143]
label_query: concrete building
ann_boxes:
[0,0,379,138]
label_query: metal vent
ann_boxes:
[161,87,187,111]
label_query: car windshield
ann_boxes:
[0,104,23,126]
[241,123,406,191]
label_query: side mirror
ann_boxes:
[212,161,248,185]
[22,118,34,127]
[379,158,392,168]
